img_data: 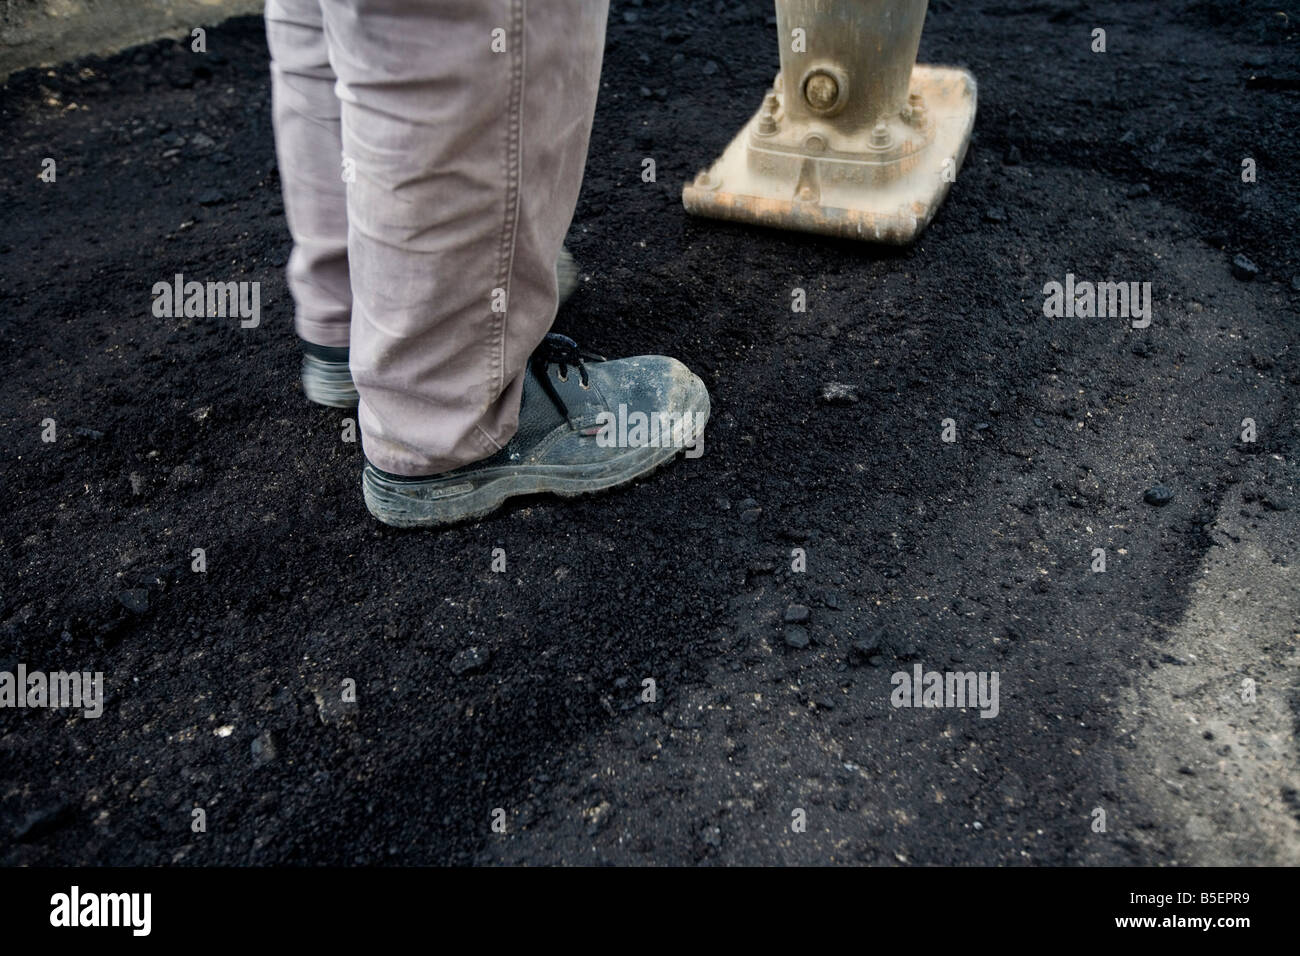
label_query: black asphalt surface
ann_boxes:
[1,0,1297,865]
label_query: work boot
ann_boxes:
[362,333,709,528]
[300,247,583,408]
[300,341,358,408]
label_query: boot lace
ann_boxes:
[534,333,604,387]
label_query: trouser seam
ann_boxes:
[484,0,526,450]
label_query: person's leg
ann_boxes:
[265,0,352,352]
[317,0,609,477]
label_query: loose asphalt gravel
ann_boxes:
[1,0,1297,864]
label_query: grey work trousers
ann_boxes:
[265,0,608,475]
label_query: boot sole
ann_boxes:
[363,404,708,529]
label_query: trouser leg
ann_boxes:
[318,0,609,476]
[265,0,352,349]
